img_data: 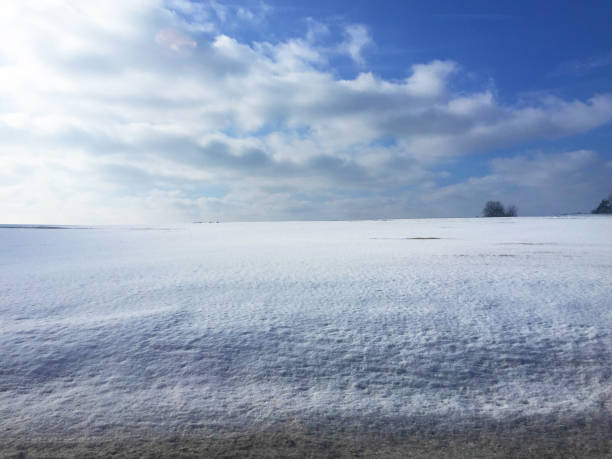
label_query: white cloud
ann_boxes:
[0,1,611,223]
[340,24,372,65]
[405,60,458,97]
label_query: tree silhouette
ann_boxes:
[592,194,612,214]
[483,201,506,217]
[505,205,518,217]
[483,201,518,217]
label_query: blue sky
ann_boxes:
[0,0,611,223]
[236,1,612,89]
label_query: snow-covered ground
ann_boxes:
[1,217,610,439]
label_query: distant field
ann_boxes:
[1,217,610,457]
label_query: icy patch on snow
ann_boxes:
[0,217,610,436]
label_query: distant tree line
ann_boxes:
[480,195,612,216]
[482,201,518,217]
[592,194,612,214]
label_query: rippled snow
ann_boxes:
[1,217,610,436]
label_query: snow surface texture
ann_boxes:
[1,217,610,438]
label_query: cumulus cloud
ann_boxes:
[0,0,611,223]
[340,24,372,65]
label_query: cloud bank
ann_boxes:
[1,0,611,223]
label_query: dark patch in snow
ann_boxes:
[0,225,94,230]
[498,242,555,246]
[370,237,441,240]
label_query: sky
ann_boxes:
[1,0,611,223]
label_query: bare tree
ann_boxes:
[483,201,505,217]
[592,194,612,214]
[505,205,518,217]
[483,201,518,217]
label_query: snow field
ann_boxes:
[0,217,610,437]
